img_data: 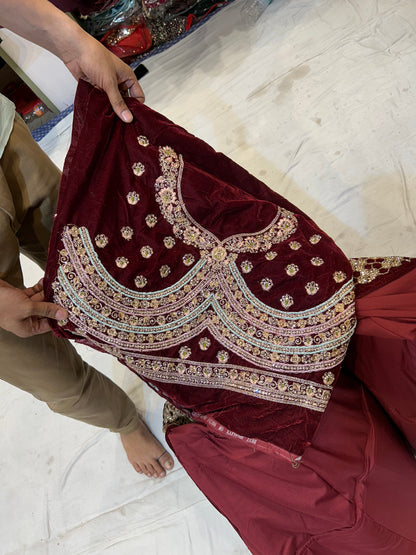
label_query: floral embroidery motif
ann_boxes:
[289,241,301,250]
[140,245,153,258]
[134,275,147,288]
[121,226,133,240]
[53,155,356,414]
[183,254,195,266]
[179,346,191,359]
[137,135,149,147]
[132,162,145,176]
[333,271,347,283]
[155,146,297,261]
[280,294,294,309]
[127,191,140,205]
[116,257,129,268]
[241,260,253,274]
[260,278,273,291]
[309,235,322,245]
[217,350,229,363]
[160,265,171,278]
[199,337,211,350]
[145,214,158,228]
[265,251,277,260]
[211,246,227,262]
[305,281,319,295]
[163,236,175,249]
[286,264,299,276]
[350,257,412,284]
[311,257,324,266]
[322,371,335,386]
[95,234,108,248]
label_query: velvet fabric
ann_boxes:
[44,81,355,457]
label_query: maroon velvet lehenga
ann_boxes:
[45,82,416,554]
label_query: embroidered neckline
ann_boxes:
[155,146,298,263]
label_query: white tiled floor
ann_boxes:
[1,0,416,553]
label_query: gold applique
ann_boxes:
[265,251,278,260]
[162,401,192,433]
[350,257,412,284]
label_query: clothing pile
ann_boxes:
[53,0,228,61]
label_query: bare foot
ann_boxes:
[120,418,174,478]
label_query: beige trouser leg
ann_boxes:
[0,114,139,433]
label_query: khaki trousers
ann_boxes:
[0,114,139,434]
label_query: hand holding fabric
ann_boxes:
[0,0,145,122]
[0,279,67,338]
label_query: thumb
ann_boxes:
[30,301,67,322]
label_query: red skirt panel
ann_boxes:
[353,265,416,451]
[166,373,416,554]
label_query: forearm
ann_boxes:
[0,0,88,63]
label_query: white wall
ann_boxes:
[0,28,77,110]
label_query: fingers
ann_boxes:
[30,301,67,323]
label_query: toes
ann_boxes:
[133,462,143,474]
[158,450,174,472]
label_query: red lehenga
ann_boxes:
[45,82,416,554]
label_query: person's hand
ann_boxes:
[63,31,145,123]
[0,0,145,123]
[0,279,67,338]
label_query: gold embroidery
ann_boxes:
[350,257,411,284]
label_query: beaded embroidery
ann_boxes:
[183,254,195,267]
[116,257,129,268]
[260,278,273,291]
[53,225,355,410]
[137,135,150,147]
[140,246,153,258]
[241,260,253,274]
[350,256,412,284]
[164,236,175,249]
[52,144,356,415]
[160,265,171,278]
[145,214,158,228]
[121,226,133,240]
[95,234,108,248]
[127,191,140,205]
[132,162,145,176]
[134,275,147,288]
